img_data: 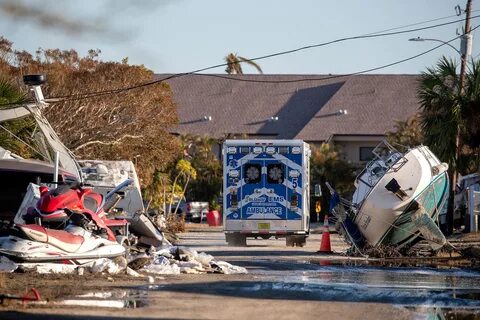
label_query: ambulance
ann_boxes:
[223,140,311,246]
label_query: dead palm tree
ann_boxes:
[225,53,263,74]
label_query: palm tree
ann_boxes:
[418,57,480,170]
[0,77,37,158]
[418,57,462,166]
[418,56,480,234]
[462,60,480,152]
[224,53,263,74]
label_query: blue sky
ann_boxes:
[1,0,478,74]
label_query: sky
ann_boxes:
[1,0,479,75]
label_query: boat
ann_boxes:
[335,141,449,251]
[0,75,167,251]
[0,217,125,263]
[0,155,78,223]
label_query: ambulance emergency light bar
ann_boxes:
[226,145,300,154]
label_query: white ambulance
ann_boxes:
[223,140,311,246]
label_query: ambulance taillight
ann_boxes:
[290,194,298,210]
[230,188,238,209]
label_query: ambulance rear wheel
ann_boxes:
[226,233,247,247]
[286,236,294,247]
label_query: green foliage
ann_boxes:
[462,59,480,151]
[0,77,24,103]
[418,56,480,174]
[181,134,222,205]
[309,143,355,217]
[310,143,356,196]
[175,159,197,181]
[0,77,38,158]
[418,57,461,168]
[386,114,424,148]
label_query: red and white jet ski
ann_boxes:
[0,211,125,263]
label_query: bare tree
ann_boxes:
[0,37,181,186]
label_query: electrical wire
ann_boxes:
[0,14,478,107]
[37,15,480,102]
[362,9,480,36]
[153,25,480,84]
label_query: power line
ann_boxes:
[187,26,480,84]
[363,9,480,36]
[0,14,478,107]
[56,24,480,90]
[41,14,480,102]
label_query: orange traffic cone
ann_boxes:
[318,214,332,254]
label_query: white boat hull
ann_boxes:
[351,145,449,248]
[0,235,125,263]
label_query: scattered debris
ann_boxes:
[0,287,42,305]
[359,245,403,259]
[131,245,247,275]
[0,244,247,277]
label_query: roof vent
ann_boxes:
[337,109,348,115]
[203,115,212,121]
[269,116,279,122]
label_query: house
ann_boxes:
[159,74,420,164]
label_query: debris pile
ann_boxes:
[129,246,247,275]
[357,245,403,258]
[0,245,247,277]
[0,166,247,279]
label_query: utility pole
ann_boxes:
[459,0,473,88]
[447,0,472,235]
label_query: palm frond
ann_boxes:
[238,56,263,74]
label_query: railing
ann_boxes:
[355,140,408,188]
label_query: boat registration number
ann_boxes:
[360,215,371,230]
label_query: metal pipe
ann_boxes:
[53,151,59,185]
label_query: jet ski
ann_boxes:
[21,181,131,242]
[0,210,125,263]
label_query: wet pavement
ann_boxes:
[167,223,480,318]
[3,223,480,319]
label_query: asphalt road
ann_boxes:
[2,223,480,320]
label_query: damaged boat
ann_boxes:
[0,210,125,263]
[333,141,449,252]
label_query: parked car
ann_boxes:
[169,201,209,223]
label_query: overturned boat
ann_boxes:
[335,141,449,252]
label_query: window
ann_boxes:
[359,147,375,162]
[244,164,261,184]
[267,163,284,184]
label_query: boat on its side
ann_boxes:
[343,141,449,250]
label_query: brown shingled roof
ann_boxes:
[160,74,420,141]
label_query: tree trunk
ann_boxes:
[168,175,180,218]
[445,169,456,235]
[173,174,191,215]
